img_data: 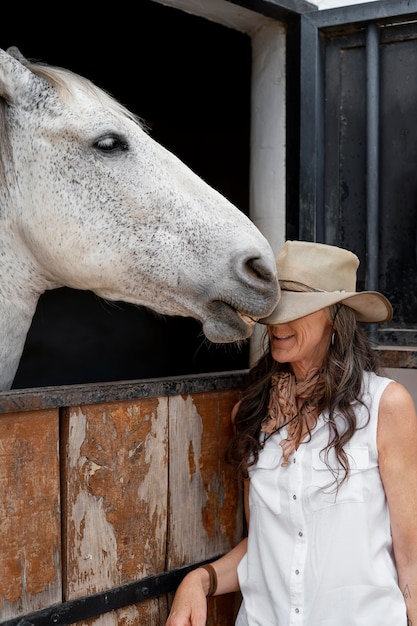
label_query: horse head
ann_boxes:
[0,46,280,390]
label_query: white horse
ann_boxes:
[0,47,279,391]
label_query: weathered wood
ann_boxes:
[168,391,243,563]
[0,376,245,625]
[168,389,243,626]
[62,397,169,624]
[0,409,61,620]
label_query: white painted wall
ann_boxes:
[314,0,380,7]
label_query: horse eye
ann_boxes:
[94,135,128,153]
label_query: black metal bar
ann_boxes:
[366,23,380,344]
[0,559,218,626]
[227,0,317,21]
[301,0,417,29]
[299,13,321,240]
[366,22,380,291]
[315,28,325,243]
[0,370,248,415]
[298,3,417,246]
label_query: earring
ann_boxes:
[331,331,336,346]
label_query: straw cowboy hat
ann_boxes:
[259,240,393,325]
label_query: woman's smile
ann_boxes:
[267,309,333,379]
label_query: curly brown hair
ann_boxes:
[226,304,380,488]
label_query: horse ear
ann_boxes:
[6,46,29,65]
[0,46,36,104]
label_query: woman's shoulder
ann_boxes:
[380,378,416,414]
[363,370,414,405]
[377,379,417,455]
[362,370,394,395]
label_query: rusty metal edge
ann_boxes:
[0,370,249,414]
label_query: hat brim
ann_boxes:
[258,290,393,325]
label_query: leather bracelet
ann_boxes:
[201,563,217,597]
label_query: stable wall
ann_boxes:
[0,373,245,625]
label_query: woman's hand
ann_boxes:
[166,568,210,626]
[166,538,248,625]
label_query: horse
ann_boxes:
[0,46,280,391]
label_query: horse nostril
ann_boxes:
[234,250,280,308]
[245,254,277,284]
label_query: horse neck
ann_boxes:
[0,226,50,390]
[0,294,36,390]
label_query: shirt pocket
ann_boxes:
[308,446,369,511]
[248,448,282,514]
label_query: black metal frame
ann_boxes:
[298,0,417,346]
[0,559,217,626]
[228,0,317,21]
[298,0,417,242]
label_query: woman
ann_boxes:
[166,240,417,626]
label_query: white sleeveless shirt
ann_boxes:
[236,372,407,626]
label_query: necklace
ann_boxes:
[260,410,301,447]
[259,400,314,448]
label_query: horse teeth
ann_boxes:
[238,312,258,326]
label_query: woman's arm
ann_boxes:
[165,538,248,626]
[378,381,417,625]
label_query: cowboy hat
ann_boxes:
[259,240,393,325]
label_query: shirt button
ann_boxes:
[295,608,300,614]
[295,569,299,575]
[299,531,303,537]
[293,494,297,500]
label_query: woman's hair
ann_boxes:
[226,303,380,487]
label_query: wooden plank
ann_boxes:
[167,389,243,625]
[62,397,169,625]
[0,409,61,621]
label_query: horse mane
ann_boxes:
[27,60,143,125]
[0,55,148,197]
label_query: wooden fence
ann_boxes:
[0,371,247,626]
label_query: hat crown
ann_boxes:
[277,241,359,292]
